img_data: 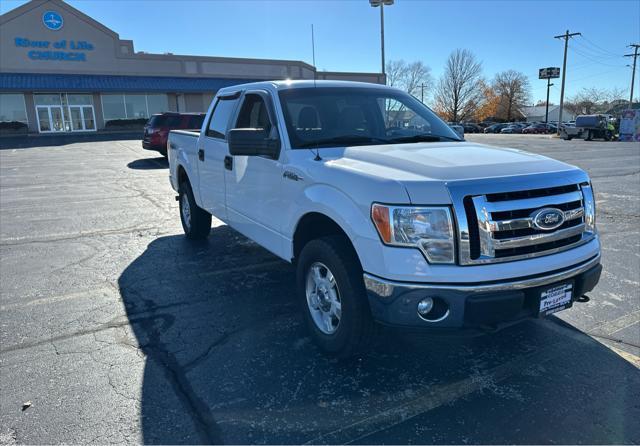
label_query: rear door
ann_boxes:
[224,90,286,257]
[197,92,240,218]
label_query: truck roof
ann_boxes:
[216,79,391,95]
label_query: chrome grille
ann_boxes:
[453,181,596,265]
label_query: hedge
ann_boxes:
[0,121,28,130]
[104,118,148,129]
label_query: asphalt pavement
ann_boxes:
[0,134,638,444]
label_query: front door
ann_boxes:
[36,106,65,133]
[224,91,286,258]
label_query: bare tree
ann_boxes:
[492,70,531,121]
[433,49,483,122]
[566,87,627,114]
[385,60,433,100]
[385,60,409,89]
[604,86,627,103]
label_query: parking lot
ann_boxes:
[0,134,638,444]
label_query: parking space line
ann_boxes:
[0,285,118,311]
[304,338,571,445]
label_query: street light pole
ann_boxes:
[370,0,394,82]
[380,3,385,76]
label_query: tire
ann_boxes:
[296,235,375,357]
[179,180,211,240]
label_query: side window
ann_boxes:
[234,94,272,132]
[377,97,432,134]
[206,97,238,139]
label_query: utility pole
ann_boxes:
[624,44,640,107]
[421,83,426,103]
[554,30,581,133]
[545,78,554,123]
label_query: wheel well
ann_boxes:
[177,165,188,188]
[293,212,354,262]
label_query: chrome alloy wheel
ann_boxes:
[180,193,191,230]
[305,262,342,335]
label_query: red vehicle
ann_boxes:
[143,112,206,156]
[522,123,556,134]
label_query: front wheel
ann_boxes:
[179,180,211,240]
[297,236,375,357]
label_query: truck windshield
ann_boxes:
[278,87,462,149]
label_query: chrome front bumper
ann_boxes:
[363,253,602,330]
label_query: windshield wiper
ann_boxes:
[297,135,389,148]
[385,134,462,143]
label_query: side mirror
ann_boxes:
[228,128,280,158]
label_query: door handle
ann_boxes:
[224,155,233,171]
[198,149,205,161]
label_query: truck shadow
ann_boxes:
[126,157,168,170]
[118,227,640,444]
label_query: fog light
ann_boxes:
[417,298,434,316]
[417,297,450,322]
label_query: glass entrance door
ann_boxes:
[69,106,96,131]
[36,106,65,133]
[34,94,96,133]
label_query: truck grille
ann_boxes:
[457,182,596,265]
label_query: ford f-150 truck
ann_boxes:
[168,80,601,357]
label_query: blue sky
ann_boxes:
[2,0,639,103]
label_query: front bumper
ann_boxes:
[364,253,601,332]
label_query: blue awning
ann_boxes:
[0,73,265,93]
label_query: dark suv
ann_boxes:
[143,112,206,156]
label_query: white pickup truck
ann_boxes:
[168,80,601,356]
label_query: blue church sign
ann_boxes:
[42,11,64,30]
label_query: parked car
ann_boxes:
[461,122,482,133]
[522,123,555,134]
[447,122,465,138]
[143,112,206,156]
[484,123,509,133]
[500,123,527,134]
[168,80,601,357]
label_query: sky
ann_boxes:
[2,0,639,104]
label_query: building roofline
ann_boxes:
[1,0,120,38]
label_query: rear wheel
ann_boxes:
[297,235,375,357]
[179,180,211,240]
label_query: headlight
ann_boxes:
[581,183,597,234]
[371,204,455,264]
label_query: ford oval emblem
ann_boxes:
[43,11,63,31]
[531,207,565,231]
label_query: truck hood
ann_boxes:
[325,141,580,203]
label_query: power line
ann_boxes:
[568,58,621,72]
[570,67,630,83]
[568,43,623,64]
[569,44,626,67]
[571,39,621,59]
[580,35,624,58]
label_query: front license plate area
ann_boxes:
[539,283,573,317]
